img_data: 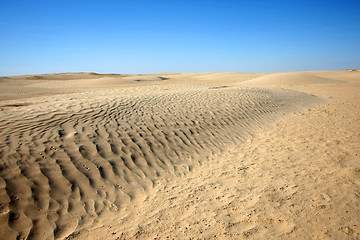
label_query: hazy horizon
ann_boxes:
[1,0,359,76]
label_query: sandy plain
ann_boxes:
[0,70,359,239]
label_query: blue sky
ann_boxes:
[0,0,359,75]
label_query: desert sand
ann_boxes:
[0,70,359,239]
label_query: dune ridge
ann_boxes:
[0,82,322,239]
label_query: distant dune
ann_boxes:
[242,72,344,86]
[0,71,359,239]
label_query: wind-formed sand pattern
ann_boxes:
[0,71,359,239]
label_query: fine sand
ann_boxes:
[0,70,359,239]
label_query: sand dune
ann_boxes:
[0,73,172,101]
[242,72,344,86]
[0,71,359,239]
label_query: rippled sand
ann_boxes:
[0,71,359,239]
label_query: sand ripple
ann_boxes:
[0,84,321,239]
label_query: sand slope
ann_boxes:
[242,72,344,86]
[0,71,359,239]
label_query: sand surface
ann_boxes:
[0,71,359,239]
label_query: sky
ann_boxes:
[0,0,359,75]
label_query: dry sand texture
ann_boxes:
[0,71,359,239]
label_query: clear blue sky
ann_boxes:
[1,0,359,75]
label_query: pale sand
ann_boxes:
[0,71,359,239]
